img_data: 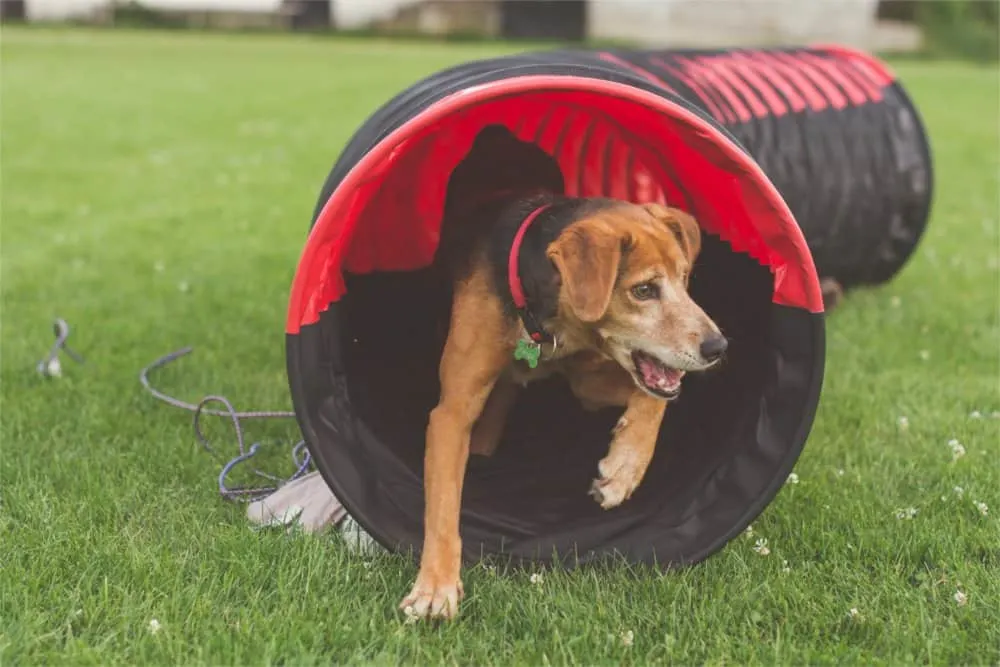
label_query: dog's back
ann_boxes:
[435,125,565,279]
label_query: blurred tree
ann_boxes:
[878,0,998,61]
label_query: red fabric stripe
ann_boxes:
[555,111,591,198]
[580,121,615,197]
[811,43,895,87]
[833,59,884,102]
[702,55,771,118]
[799,52,870,105]
[534,105,573,152]
[514,108,548,142]
[746,52,829,112]
[674,55,752,123]
[818,51,886,102]
[648,55,728,122]
[625,150,636,202]
[598,52,677,92]
[731,52,805,113]
[508,204,551,308]
[716,53,790,116]
[775,51,848,109]
[607,140,632,200]
[649,56,726,121]
[531,105,560,144]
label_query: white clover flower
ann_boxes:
[787,472,800,485]
[836,468,845,477]
[954,590,968,606]
[529,572,544,585]
[848,607,861,620]
[403,605,419,625]
[969,410,982,419]
[620,629,634,647]
[953,486,965,496]
[948,439,966,461]
[895,507,918,520]
[753,538,770,556]
[781,559,790,574]
[897,416,910,430]
[974,501,989,516]
[148,619,162,634]
[45,357,63,378]
[744,524,754,538]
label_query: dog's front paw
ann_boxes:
[399,574,464,620]
[589,444,650,510]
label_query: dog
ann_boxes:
[400,126,727,620]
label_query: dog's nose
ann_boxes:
[700,334,728,362]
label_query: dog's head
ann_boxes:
[547,202,727,400]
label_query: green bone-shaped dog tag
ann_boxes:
[514,339,541,369]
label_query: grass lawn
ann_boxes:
[2,27,998,665]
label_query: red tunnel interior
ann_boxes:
[286,76,824,335]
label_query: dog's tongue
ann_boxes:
[637,356,683,391]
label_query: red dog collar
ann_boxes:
[508,203,553,344]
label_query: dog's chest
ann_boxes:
[505,359,555,386]
[505,349,617,386]
[505,348,635,411]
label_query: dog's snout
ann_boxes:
[699,333,728,362]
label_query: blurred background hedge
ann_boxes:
[881,0,998,62]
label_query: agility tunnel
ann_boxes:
[285,46,933,567]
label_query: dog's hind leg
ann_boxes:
[469,378,518,457]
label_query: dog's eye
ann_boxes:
[631,282,659,301]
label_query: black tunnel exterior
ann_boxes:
[285,45,931,569]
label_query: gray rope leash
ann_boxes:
[35,318,311,502]
[139,347,312,502]
[36,318,85,377]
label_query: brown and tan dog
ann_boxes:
[400,130,727,620]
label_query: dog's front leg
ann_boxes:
[400,274,510,620]
[589,391,667,510]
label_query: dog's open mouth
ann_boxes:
[631,351,685,400]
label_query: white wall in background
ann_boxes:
[25,0,285,19]
[332,0,414,30]
[23,0,886,49]
[25,0,105,20]
[588,0,881,49]
[24,0,415,24]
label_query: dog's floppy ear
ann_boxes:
[547,219,623,323]
[643,203,702,263]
